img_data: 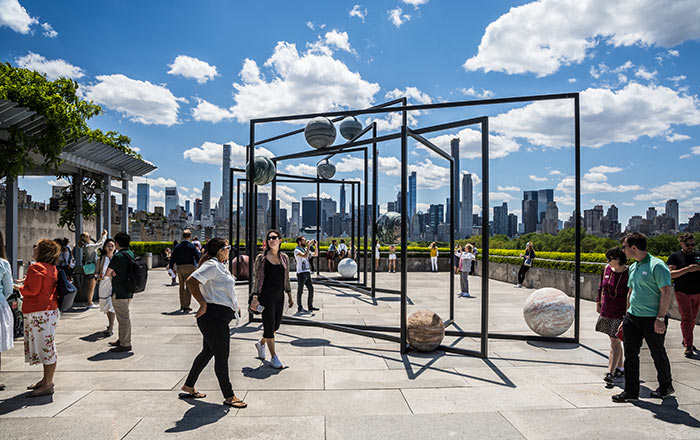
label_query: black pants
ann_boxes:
[623,313,672,396]
[309,257,315,272]
[261,291,285,338]
[296,271,314,309]
[517,265,530,284]
[185,303,235,399]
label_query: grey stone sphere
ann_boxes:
[304,116,336,149]
[376,211,402,245]
[246,156,276,185]
[337,258,357,279]
[339,116,363,140]
[317,160,336,179]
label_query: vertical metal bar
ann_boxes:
[363,147,368,286]
[74,173,84,267]
[400,123,408,354]
[356,182,361,282]
[102,175,111,236]
[449,158,455,321]
[351,182,355,279]
[120,178,128,234]
[271,175,277,229]
[236,177,241,277]
[316,179,321,276]
[481,118,490,358]
[574,95,581,343]
[95,194,102,239]
[371,124,378,298]
[247,123,255,301]
[228,168,234,273]
[5,177,18,278]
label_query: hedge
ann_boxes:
[130,242,171,256]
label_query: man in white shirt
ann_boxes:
[294,236,319,313]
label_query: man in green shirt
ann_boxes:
[612,232,673,403]
[105,232,135,352]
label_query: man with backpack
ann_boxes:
[105,232,136,353]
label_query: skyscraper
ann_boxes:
[461,173,473,237]
[408,171,417,221]
[136,183,149,212]
[537,189,554,224]
[522,191,538,233]
[340,183,346,217]
[185,200,190,215]
[291,202,300,227]
[221,144,231,221]
[194,198,202,221]
[429,204,443,234]
[543,201,559,235]
[493,202,508,235]
[395,191,402,214]
[646,207,657,221]
[302,197,317,228]
[665,199,679,230]
[202,181,212,222]
[165,187,178,216]
[451,138,460,231]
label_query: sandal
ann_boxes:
[27,381,43,390]
[223,397,247,408]
[179,391,206,399]
[28,385,54,397]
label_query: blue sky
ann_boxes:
[2,0,699,228]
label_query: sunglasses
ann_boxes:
[222,245,231,250]
[268,235,280,240]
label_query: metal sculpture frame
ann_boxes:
[239,93,581,357]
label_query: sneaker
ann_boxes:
[309,306,320,311]
[460,292,472,298]
[516,284,522,288]
[604,372,614,384]
[614,368,625,378]
[108,345,132,353]
[650,386,674,399]
[255,341,266,360]
[297,307,308,314]
[612,391,638,403]
[270,355,283,369]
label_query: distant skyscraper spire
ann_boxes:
[221,143,231,221]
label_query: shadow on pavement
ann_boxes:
[633,397,700,428]
[165,398,231,433]
[0,392,54,415]
[80,331,110,342]
[87,351,134,361]
[242,364,287,379]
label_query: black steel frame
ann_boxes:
[239,93,581,357]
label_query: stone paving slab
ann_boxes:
[0,390,91,418]
[0,416,141,439]
[0,370,186,391]
[324,367,469,389]
[175,367,325,391]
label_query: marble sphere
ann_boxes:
[339,116,363,140]
[304,116,336,149]
[317,159,336,179]
[337,258,357,279]
[376,211,402,245]
[407,310,445,351]
[246,156,276,185]
[523,288,574,337]
[231,255,249,280]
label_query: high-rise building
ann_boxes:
[202,181,211,216]
[221,143,231,221]
[522,191,538,233]
[165,187,178,216]
[137,183,149,212]
[320,198,337,233]
[665,199,679,230]
[451,138,460,232]
[340,183,346,218]
[607,204,618,222]
[279,208,288,236]
[291,202,300,227]
[493,202,508,235]
[185,200,190,215]
[408,171,417,221]
[387,201,396,212]
[584,205,604,234]
[395,191,402,214]
[302,197,317,228]
[194,198,202,221]
[429,204,444,234]
[543,201,559,235]
[508,213,518,237]
[461,173,473,237]
[537,189,554,224]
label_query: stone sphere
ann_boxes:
[246,156,276,185]
[304,116,336,149]
[376,211,402,245]
[523,288,574,337]
[407,310,445,351]
[231,254,249,280]
[337,258,357,279]
[339,116,363,140]
[317,159,336,179]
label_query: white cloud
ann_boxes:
[306,192,333,199]
[191,98,234,123]
[306,21,315,30]
[388,8,411,27]
[557,166,642,195]
[132,175,177,188]
[40,22,56,38]
[47,178,70,187]
[665,132,690,142]
[82,74,186,126]
[464,0,700,77]
[349,5,367,22]
[462,87,494,99]
[549,170,562,175]
[568,78,577,84]
[335,157,365,173]
[403,0,429,6]
[529,175,548,182]
[497,185,520,191]
[633,181,700,201]
[167,55,218,84]
[15,52,84,80]
[635,66,657,81]
[183,141,274,166]
[386,86,432,104]
[322,30,355,54]
[425,127,520,159]
[283,163,317,177]
[490,192,514,201]
[668,74,686,84]
[230,41,379,123]
[491,82,700,149]
[622,202,636,207]
[0,0,37,34]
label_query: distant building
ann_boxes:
[302,197,317,229]
[584,205,604,235]
[665,199,679,231]
[137,183,149,212]
[507,213,518,237]
[221,144,231,221]
[522,190,538,234]
[493,202,508,236]
[543,201,559,235]
[537,189,554,224]
[165,187,178,216]
[429,204,444,234]
[408,171,417,222]
[461,173,473,237]
[202,181,212,223]
[646,207,657,221]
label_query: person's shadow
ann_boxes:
[633,396,700,428]
[80,331,110,342]
[165,398,231,433]
[87,351,134,361]
[0,392,54,415]
[242,363,287,379]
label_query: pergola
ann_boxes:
[0,99,157,277]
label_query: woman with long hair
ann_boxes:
[77,229,108,307]
[516,242,536,288]
[0,231,14,391]
[14,239,61,397]
[250,230,293,369]
[429,242,439,272]
[96,238,116,337]
[182,238,246,408]
[453,244,462,275]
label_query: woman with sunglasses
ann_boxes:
[181,238,246,408]
[250,230,293,369]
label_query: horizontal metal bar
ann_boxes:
[278,315,402,343]
[407,128,453,162]
[443,329,578,343]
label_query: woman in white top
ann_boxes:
[374,242,381,271]
[96,239,116,336]
[458,244,475,298]
[77,229,107,307]
[182,238,246,408]
[0,231,15,391]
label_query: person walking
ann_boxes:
[612,232,674,403]
[429,242,439,272]
[327,240,337,272]
[0,231,14,392]
[169,229,201,313]
[458,244,475,297]
[105,232,135,353]
[516,242,535,288]
[76,229,108,308]
[14,239,61,397]
[250,230,293,369]
[96,238,116,337]
[666,232,700,358]
[388,245,397,273]
[453,245,461,275]
[595,247,628,384]
[181,238,247,408]
[374,242,381,272]
[294,236,318,314]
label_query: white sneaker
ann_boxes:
[255,341,266,360]
[461,292,472,298]
[516,284,522,288]
[270,355,283,369]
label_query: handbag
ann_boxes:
[83,262,96,275]
[615,325,624,341]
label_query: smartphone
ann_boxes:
[255,304,265,313]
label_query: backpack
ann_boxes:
[124,251,148,293]
[56,268,78,311]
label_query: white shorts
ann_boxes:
[388,254,396,260]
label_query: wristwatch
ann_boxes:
[655,316,665,322]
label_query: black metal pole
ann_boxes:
[371,123,377,298]
[450,157,455,322]
[236,178,241,278]
[247,123,255,317]
[316,179,321,276]
[271,175,277,229]
[400,103,408,353]
[574,94,581,343]
[363,147,368,286]
[351,181,355,278]
[481,117,490,358]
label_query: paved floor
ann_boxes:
[1,269,699,439]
